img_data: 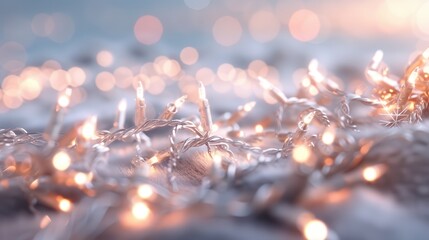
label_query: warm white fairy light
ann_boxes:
[52,150,71,171]
[292,145,311,163]
[58,198,72,212]
[257,76,288,105]
[198,81,213,132]
[135,81,146,126]
[137,184,154,199]
[45,88,73,145]
[74,172,91,185]
[159,95,187,120]
[39,215,51,229]
[255,124,264,133]
[362,165,386,182]
[321,126,335,145]
[226,101,256,126]
[303,219,329,240]
[303,111,316,125]
[80,116,97,141]
[113,98,127,129]
[131,202,151,220]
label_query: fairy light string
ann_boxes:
[2,48,429,239]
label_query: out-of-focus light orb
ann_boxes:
[248,10,281,42]
[386,0,421,20]
[52,150,71,171]
[415,2,429,37]
[184,0,211,10]
[137,184,154,199]
[50,13,75,42]
[217,63,236,81]
[212,16,242,46]
[255,124,264,133]
[289,9,320,42]
[49,69,71,91]
[362,166,382,182]
[131,202,151,220]
[32,14,55,37]
[58,198,72,212]
[148,76,165,95]
[196,67,215,85]
[20,77,42,100]
[3,95,23,109]
[96,71,116,92]
[247,60,269,78]
[134,15,163,45]
[68,67,86,87]
[292,145,311,163]
[74,172,91,185]
[162,59,181,77]
[180,47,199,65]
[114,67,133,88]
[303,219,328,240]
[96,50,114,67]
[0,42,27,72]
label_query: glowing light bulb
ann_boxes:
[137,81,145,100]
[257,76,273,90]
[148,155,159,165]
[198,81,206,99]
[255,124,264,133]
[362,165,386,182]
[57,88,72,108]
[303,111,316,125]
[371,50,383,70]
[243,101,256,112]
[408,68,419,87]
[174,95,187,108]
[321,127,335,145]
[52,150,71,171]
[292,145,311,163]
[58,198,72,212]
[80,116,97,141]
[303,219,328,240]
[131,202,151,220]
[137,184,154,199]
[74,172,91,185]
[308,59,319,73]
[422,48,429,59]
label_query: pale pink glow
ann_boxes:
[212,16,242,46]
[180,47,199,65]
[248,10,281,42]
[96,50,114,67]
[96,71,116,92]
[134,15,163,45]
[289,9,321,42]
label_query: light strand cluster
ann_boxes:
[1,49,429,239]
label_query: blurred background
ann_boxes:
[0,0,428,130]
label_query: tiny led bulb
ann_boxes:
[132,202,151,220]
[321,127,335,145]
[255,124,264,133]
[243,101,256,112]
[52,150,71,171]
[57,88,72,108]
[118,98,127,111]
[362,165,386,182]
[292,145,311,163]
[59,198,72,212]
[80,116,97,140]
[303,219,329,240]
[303,111,316,125]
[422,48,429,59]
[137,81,145,100]
[371,50,383,70]
[257,76,273,90]
[74,172,91,185]
[408,68,419,87]
[137,184,154,199]
[174,95,187,108]
[198,81,206,99]
[148,155,159,165]
[308,59,319,73]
